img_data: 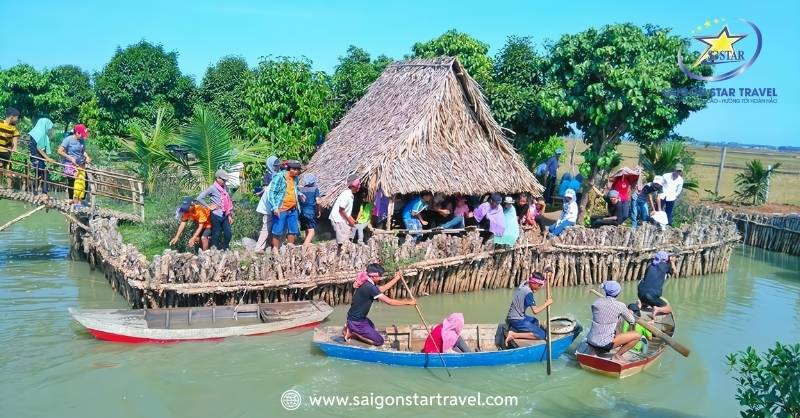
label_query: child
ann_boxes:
[351,200,373,244]
[622,303,653,353]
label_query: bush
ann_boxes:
[726,342,800,418]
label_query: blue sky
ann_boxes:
[2,0,797,146]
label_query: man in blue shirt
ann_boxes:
[401,191,433,239]
[543,149,562,203]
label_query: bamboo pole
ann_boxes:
[0,205,46,232]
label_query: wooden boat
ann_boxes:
[575,309,676,378]
[69,300,334,343]
[313,316,582,368]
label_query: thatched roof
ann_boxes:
[306,57,543,207]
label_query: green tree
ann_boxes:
[200,56,251,137]
[411,29,493,86]
[243,56,337,161]
[726,343,800,418]
[547,24,710,210]
[94,41,197,143]
[733,159,781,205]
[332,45,392,119]
[488,36,572,165]
[118,108,179,194]
[0,64,47,119]
[37,65,93,126]
[176,105,270,187]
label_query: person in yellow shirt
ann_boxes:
[0,107,21,190]
[170,197,212,251]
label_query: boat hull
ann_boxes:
[70,301,333,343]
[314,319,582,368]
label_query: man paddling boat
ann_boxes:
[504,272,553,346]
[586,281,640,361]
[344,264,416,346]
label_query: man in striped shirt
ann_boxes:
[586,281,641,361]
[0,107,20,189]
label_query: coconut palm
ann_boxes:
[734,160,781,205]
[639,141,698,191]
[174,105,271,189]
[118,108,179,194]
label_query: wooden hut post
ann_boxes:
[386,197,395,231]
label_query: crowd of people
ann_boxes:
[167,147,686,252]
[0,107,93,206]
[340,250,675,359]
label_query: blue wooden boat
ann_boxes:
[313,316,582,368]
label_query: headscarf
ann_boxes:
[303,173,317,186]
[266,156,279,175]
[440,313,465,352]
[528,272,546,286]
[354,264,384,288]
[73,124,88,139]
[653,251,669,265]
[29,118,53,154]
[602,280,621,297]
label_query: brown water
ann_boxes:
[1,200,798,418]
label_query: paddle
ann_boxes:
[545,267,553,375]
[399,276,452,377]
[589,289,690,357]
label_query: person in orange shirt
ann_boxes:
[170,197,212,250]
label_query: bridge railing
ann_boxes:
[0,141,144,221]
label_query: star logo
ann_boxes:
[692,26,747,67]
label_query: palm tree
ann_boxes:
[174,105,271,188]
[639,141,698,191]
[118,108,179,194]
[734,160,781,205]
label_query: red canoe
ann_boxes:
[69,300,334,343]
[575,310,676,378]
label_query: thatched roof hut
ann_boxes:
[307,57,542,207]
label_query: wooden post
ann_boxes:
[87,171,97,213]
[714,146,727,196]
[386,197,395,231]
[137,181,145,221]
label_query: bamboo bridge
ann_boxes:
[0,147,144,231]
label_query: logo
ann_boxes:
[281,389,302,411]
[678,18,762,81]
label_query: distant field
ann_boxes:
[558,139,800,206]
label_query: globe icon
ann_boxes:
[281,389,302,411]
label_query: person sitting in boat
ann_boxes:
[169,196,212,250]
[344,264,416,346]
[422,312,471,354]
[586,281,641,361]
[638,251,675,316]
[504,272,553,346]
[623,303,653,353]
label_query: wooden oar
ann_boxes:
[399,276,452,377]
[589,289,690,357]
[545,268,553,375]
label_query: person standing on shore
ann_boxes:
[27,118,55,199]
[58,124,92,206]
[268,160,302,250]
[660,164,684,225]
[329,178,361,249]
[0,107,20,190]
[543,149,562,203]
[255,155,280,252]
[298,173,320,247]
[197,169,234,250]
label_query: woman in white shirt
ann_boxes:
[548,188,578,237]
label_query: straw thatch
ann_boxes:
[307,57,543,206]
